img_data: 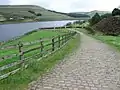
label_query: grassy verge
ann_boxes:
[94,35,120,51]
[0,33,80,90]
[77,27,120,52]
[76,28,90,34]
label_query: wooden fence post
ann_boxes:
[52,38,55,51]
[18,41,24,70]
[70,32,72,38]
[65,34,67,43]
[58,35,60,48]
[69,33,71,39]
[18,41,23,60]
[66,34,69,41]
[40,40,44,57]
[62,35,64,45]
[64,34,66,43]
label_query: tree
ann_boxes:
[66,22,72,26]
[28,10,36,15]
[112,8,120,16]
[36,13,42,16]
[101,13,112,19]
[89,13,101,26]
[67,13,90,18]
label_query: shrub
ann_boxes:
[85,26,95,35]
[36,13,42,16]
[28,10,35,14]
[101,13,112,19]
[112,8,120,16]
[94,16,120,36]
[89,13,101,26]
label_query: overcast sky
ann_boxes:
[1,0,120,12]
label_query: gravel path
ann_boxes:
[29,31,120,90]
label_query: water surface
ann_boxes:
[0,20,76,42]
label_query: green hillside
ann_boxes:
[86,10,110,17]
[0,5,89,23]
[71,10,110,17]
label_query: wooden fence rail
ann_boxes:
[0,39,44,50]
[0,30,73,50]
[0,31,77,80]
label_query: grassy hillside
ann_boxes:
[0,5,75,23]
[86,10,110,17]
[0,5,90,23]
[48,10,90,18]
[71,10,110,17]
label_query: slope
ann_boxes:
[0,5,75,21]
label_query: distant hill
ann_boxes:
[48,10,90,18]
[0,5,90,23]
[0,5,43,18]
[86,10,110,17]
[71,10,110,17]
[68,13,90,18]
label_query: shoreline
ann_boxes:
[0,19,80,25]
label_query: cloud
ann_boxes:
[9,0,120,12]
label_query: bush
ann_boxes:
[94,16,120,36]
[36,13,42,16]
[89,13,101,26]
[101,13,112,19]
[112,8,120,16]
[28,10,35,14]
[85,26,95,35]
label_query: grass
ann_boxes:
[76,28,90,34]
[0,29,73,81]
[2,29,66,46]
[0,33,80,90]
[77,27,120,52]
[77,25,120,51]
[94,35,120,51]
[75,22,120,53]
[0,29,69,79]
[0,29,67,57]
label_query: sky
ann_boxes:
[1,0,120,13]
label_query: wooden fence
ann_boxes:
[0,31,77,80]
[0,29,69,49]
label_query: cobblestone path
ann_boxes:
[29,32,120,90]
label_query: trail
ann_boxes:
[29,31,120,90]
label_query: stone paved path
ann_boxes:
[29,31,120,90]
